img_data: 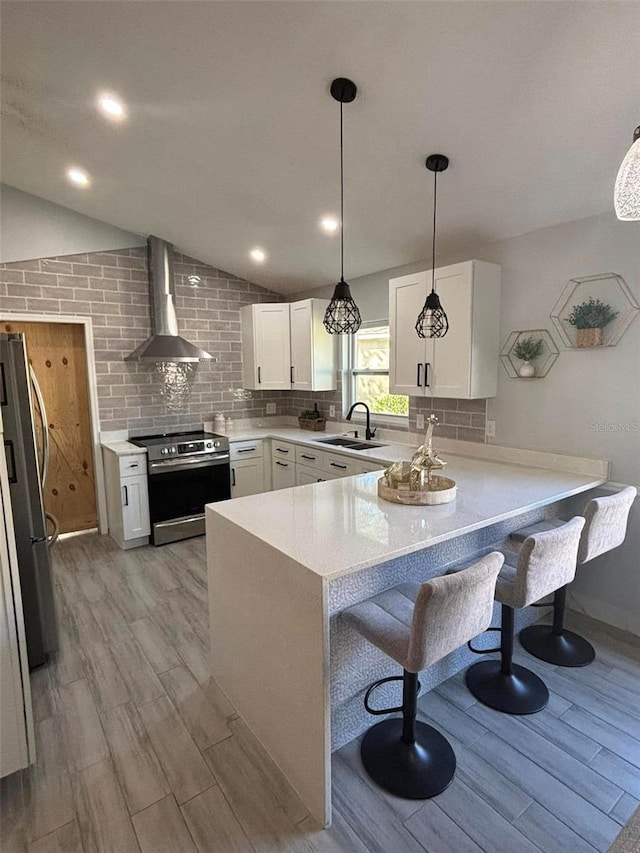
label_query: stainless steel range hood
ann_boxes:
[125,236,214,362]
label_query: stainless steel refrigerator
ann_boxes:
[1,333,58,668]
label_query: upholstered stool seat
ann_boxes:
[511,487,636,667]
[342,553,503,800]
[466,516,585,715]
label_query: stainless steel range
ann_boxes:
[130,430,230,545]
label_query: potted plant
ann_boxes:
[566,297,618,347]
[298,403,326,432]
[512,335,544,377]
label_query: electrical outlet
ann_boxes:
[329,404,336,418]
[266,403,276,415]
[486,419,496,439]
[416,413,425,430]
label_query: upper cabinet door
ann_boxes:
[428,264,473,398]
[290,299,336,392]
[290,301,313,390]
[251,304,292,390]
[389,272,428,395]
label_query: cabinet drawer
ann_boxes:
[272,440,295,460]
[230,440,263,461]
[324,452,359,477]
[295,445,325,467]
[296,463,330,486]
[359,460,386,474]
[119,454,147,478]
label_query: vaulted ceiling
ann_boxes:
[2,1,638,292]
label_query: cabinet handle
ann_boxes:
[123,485,129,506]
[275,447,289,453]
[276,461,289,467]
[237,447,256,453]
[425,363,430,388]
[290,365,294,384]
[330,462,347,469]
[300,454,316,460]
[258,366,261,384]
[231,468,236,487]
[127,462,139,469]
[416,362,422,387]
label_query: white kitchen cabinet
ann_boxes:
[103,448,150,549]
[272,458,296,490]
[389,261,501,399]
[230,440,265,498]
[296,463,330,485]
[241,299,336,391]
[290,300,336,391]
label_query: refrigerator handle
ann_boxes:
[29,366,49,489]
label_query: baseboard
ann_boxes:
[567,590,640,638]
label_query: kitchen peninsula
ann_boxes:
[206,441,608,827]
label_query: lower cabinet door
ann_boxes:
[272,459,296,490]
[121,475,150,540]
[231,458,265,498]
[296,463,328,485]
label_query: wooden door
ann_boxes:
[1,321,97,533]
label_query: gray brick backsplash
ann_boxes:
[1,247,285,433]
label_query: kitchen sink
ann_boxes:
[314,437,388,451]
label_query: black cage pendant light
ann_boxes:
[416,154,450,339]
[323,78,362,335]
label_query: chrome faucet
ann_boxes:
[346,401,377,441]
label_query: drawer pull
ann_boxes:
[330,462,348,470]
[237,447,256,453]
[276,461,289,467]
[275,447,290,453]
[300,454,316,460]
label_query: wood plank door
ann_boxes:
[1,321,97,533]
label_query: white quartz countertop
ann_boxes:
[208,455,606,581]
[101,439,147,456]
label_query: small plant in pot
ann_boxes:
[512,336,544,377]
[566,297,618,347]
[298,403,326,432]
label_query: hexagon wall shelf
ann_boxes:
[550,273,639,349]
[500,329,559,379]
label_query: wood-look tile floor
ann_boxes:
[1,532,639,852]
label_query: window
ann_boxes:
[344,323,409,418]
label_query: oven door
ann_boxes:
[147,453,231,544]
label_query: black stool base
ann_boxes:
[466,660,549,715]
[360,718,456,799]
[520,624,595,667]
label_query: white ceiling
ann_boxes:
[1,1,638,294]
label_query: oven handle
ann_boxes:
[149,453,230,474]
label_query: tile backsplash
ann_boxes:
[0,247,288,433]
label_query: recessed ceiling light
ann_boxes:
[66,167,90,188]
[98,93,126,120]
[320,216,339,234]
[250,247,266,263]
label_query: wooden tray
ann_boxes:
[298,418,326,432]
[377,475,457,505]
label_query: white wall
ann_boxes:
[0,184,143,263]
[292,211,640,633]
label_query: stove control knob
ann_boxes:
[169,447,176,454]
[161,448,168,455]
[205,441,213,450]
[214,441,220,448]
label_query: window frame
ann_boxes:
[342,321,409,425]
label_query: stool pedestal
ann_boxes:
[360,671,456,799]
[519,586,595,667]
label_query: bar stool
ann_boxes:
[341,553,503,799]
[511,486,636,667]
[466,517,585,715]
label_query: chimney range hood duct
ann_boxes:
[125,236,214,362]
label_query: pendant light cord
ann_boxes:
[431,168,437,293]
[340,100,345,281]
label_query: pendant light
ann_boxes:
[323,77,362,335]
[614,125,640,221]
[416,154,450,339]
